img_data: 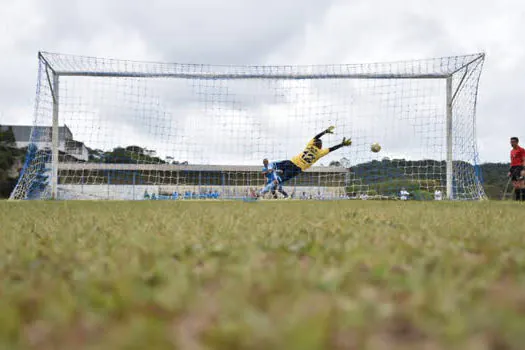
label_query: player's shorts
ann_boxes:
[510,166,524,181]
[274,160,303,183]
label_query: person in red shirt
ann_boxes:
[508,137,525,200]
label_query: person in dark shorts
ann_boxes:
[516,169,525,201]
[508,137,525,201]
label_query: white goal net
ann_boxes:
[9,52,485,201]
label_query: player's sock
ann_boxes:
[516,189,521,201]
[520,188,525,201]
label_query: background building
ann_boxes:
[0,125,89,162]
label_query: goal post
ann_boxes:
[9,51,486,201]
[51,73,60,200]
[446,76,453,200]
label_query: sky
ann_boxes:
[1,0,524,164]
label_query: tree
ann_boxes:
[87,148,104,162]
[0,125,16,147]
[125,145,146,155]
[0,126,18,178]
[478,162,510,199]
[340,157,351,168]
[102,147,133,164]
[0,126,23,198]
[144,148,156,157]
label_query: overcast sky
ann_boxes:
[1,0,524,164]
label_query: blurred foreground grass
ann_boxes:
[1,200,525,349]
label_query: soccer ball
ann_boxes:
[370,142,381,153]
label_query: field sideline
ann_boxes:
[1,200,525,349]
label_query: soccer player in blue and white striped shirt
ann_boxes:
[261,158,289,198]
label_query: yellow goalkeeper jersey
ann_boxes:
[290,139,330,171]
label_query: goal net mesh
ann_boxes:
[9,52,485,200]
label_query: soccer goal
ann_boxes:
[9,51,486,201]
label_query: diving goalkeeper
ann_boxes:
[259,126,351,196]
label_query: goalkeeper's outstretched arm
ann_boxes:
[328,137,352,153]
[314,126,335,140]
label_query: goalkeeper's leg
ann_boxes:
[271,171,288,198]
[277,184,289,198]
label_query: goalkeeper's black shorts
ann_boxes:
[510,166,524,181]
[274,160,303,183]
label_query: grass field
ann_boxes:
[1,200,525,349]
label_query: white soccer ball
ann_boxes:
[370,142,381,153]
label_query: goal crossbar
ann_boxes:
[54,72,450,79]
[39,51,485,80]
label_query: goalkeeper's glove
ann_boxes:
[325,126,335,134]
[342,137,352,146]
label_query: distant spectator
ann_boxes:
[434,189,443,201]
[399,188,409,200]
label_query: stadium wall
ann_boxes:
[53,163,349,200]
[57,184,347,200]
